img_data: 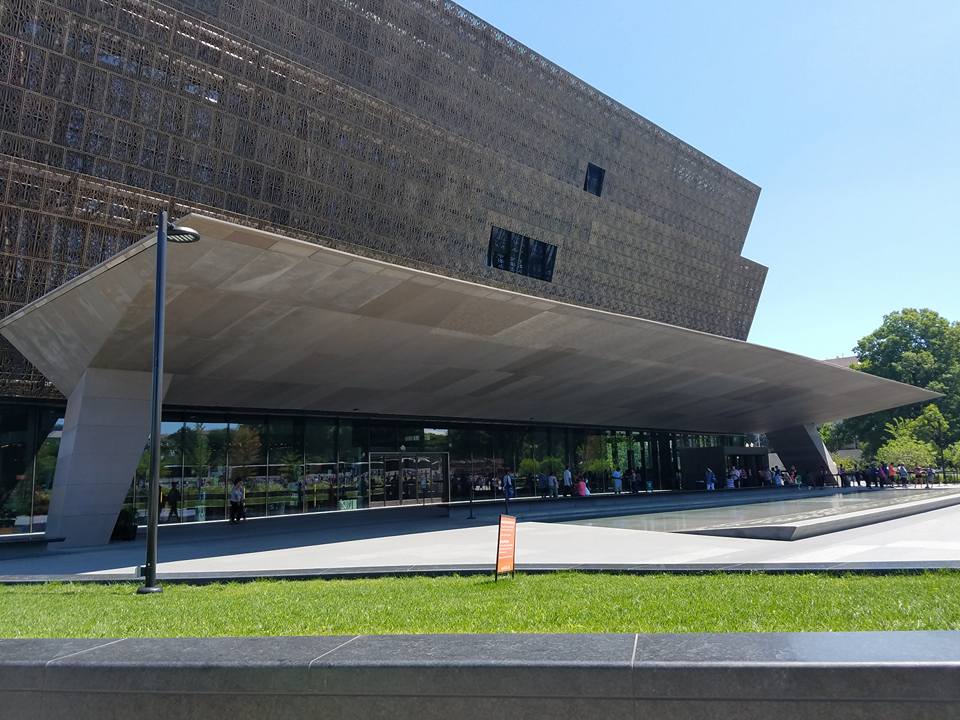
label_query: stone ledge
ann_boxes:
[0,633,958,719]
[5,560,960,584]
[0,535,64,560]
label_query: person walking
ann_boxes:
[229,478,245,523]
[926,466,936,488]
[704,467,716,491]
[897,463,909,487]
[562,466,573,497]
[165,482,181,523]
[547,471,558,499]
[502,469,514,499]
[612,468,623,495]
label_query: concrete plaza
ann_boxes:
[2,488,960,580]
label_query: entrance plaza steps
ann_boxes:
[1,633,958,719]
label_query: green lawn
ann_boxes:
[1,572,958,637]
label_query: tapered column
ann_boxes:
[766,424,838,477]
[45,368,169,547]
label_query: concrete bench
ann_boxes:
[1,632,958,719]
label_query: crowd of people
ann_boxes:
[495,460,942,504]
[835,463,937,488]
[704,465,802,489]
[703,463,940,490]
[499,466,658,500]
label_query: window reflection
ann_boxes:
[267,417,304,516]
[228,420,266,518]
[29,413,62,533]
[182,421,228,522]
[0,404,764,529]
[486,225,557,282]
[305,418,337,511]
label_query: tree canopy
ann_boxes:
[873,411,939,468]
[841,309,960,457]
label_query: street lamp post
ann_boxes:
[138,210,200,595]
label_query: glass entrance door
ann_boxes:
[368,458,386,506]
[369,452,449,506]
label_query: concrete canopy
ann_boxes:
[0,215,938,434]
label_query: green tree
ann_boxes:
[845,309,960,455]
[539,456,564,475]
[585,457,613,475]
[874,414,936,468]
[229,425,263,479]
[819,422,857,452]
[946,441,960,469]
[517,457,541,478]
[830,452,855,470]
[876,436,935,468]
[280,451,305,484]
[909,404,950,470]
[184,423,211,482]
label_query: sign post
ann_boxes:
[495,514,517,580]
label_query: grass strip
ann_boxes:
[1,571,958,637]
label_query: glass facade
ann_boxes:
[0,403,62,534]
[0,402,763,533]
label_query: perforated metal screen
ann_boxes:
[0,0,767,399]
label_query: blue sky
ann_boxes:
[459,0,960,359]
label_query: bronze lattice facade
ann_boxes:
[0,0,767,399]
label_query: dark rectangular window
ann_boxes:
[487,226,557,282]
[584,162,605,197]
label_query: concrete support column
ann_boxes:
[45,369,168,547]
[766,423,838,478]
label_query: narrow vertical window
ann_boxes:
[584,163,605,197]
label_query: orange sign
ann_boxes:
[495,514,517,578]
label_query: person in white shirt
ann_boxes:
[229,478,246,523]
[562,467,573,497]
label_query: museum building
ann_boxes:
[0,0,936,545]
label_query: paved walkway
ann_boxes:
[2,489,959,580]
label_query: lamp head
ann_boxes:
[166,225,200,243]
